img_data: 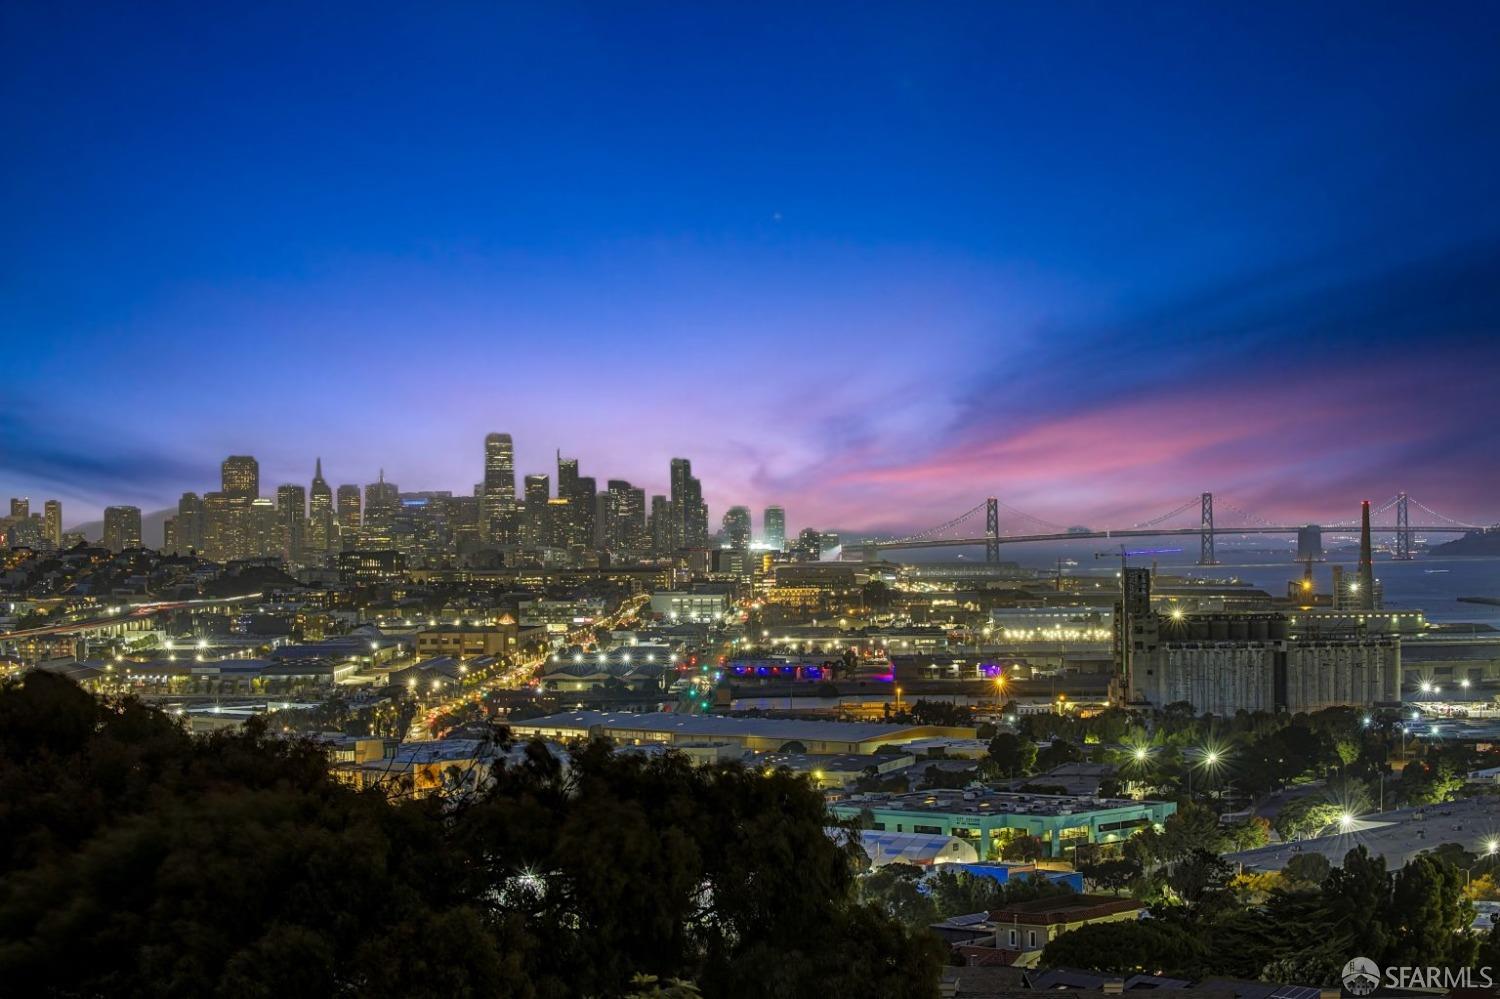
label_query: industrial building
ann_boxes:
[825,788,1175,859]
[648,587,732,623]
[833,828,980,867]
[1130,611,1401,714]
[1118,501,1405,715]
[507,711,976,755]
[1117,561,1402,714]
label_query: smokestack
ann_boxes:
[1358,499,1374,610]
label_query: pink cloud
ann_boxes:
[769,354,1493,534]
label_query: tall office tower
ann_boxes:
[102,506,142,553]
[649,494,671,554]
[547,497,573,549]
[174,492,205,553]
[1356,499,1376,611]
[602,479,646,551]
[593,492,611,548]
[792,528,824,561]
[763,506,786,551]
[668,459,691,550]
[572,476,596,549]
[522,474,550,548]
[364,470,399,530]
[685,471,706,547]
[221,455,260,499]
[554,454,593,549]
[203,491,255,561]
[307,458,335,557]
[624,485,647,550]
[481,433,517,544]
[694,500,710,548]
[337,484,361,549]
[722,506,752,550]
[43,500,62,548]
[276,484,306,563]
[250,498,279,557]
[10,498,29,519]
[668,458,709,550]
[557,454,579,500]
[604,480,628,548]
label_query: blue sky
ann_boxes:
[3,3,1498,533]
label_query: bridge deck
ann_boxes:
[856,524,1475,551]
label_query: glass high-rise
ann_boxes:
[337,484,361,548]
[482,433,516,544]
[276,484,306,562]
[722,506,751,550]
[763,505,786,551]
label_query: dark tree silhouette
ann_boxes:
[0,673,943,998]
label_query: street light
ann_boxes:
[1188,747,1224,799]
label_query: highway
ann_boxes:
[0,593,265,641]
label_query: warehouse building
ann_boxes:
[1130,611,1401,714]
[508,710,975,755]
[826,788,1174,860]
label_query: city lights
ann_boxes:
[0,17,1494,991]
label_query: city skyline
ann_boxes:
[5,5,1500,530]
[10,434,1490,545]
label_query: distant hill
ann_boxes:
[68,508,174,549]
[1430,529,1500,556]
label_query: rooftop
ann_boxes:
[510,710,971,743]
[988,894,1142,924]
[839,787,1164,818]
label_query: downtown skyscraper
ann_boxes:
[307,458,335,557]
[721,506,751,550]
[220,455,259,500]
[763,505,786,551]
[668,458,708,551]
[275,484,306,562]
[42,500,62,548]
[102,506,142,553]
[481,433,516,544]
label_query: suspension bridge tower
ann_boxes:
[1394,492,1413,560]
[985,497,1000,563]
[1199,492,1217,566]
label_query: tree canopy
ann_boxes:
[0,672,943,998]
[1038,844,1476,985]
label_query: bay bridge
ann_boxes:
[846,492,1495,565]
